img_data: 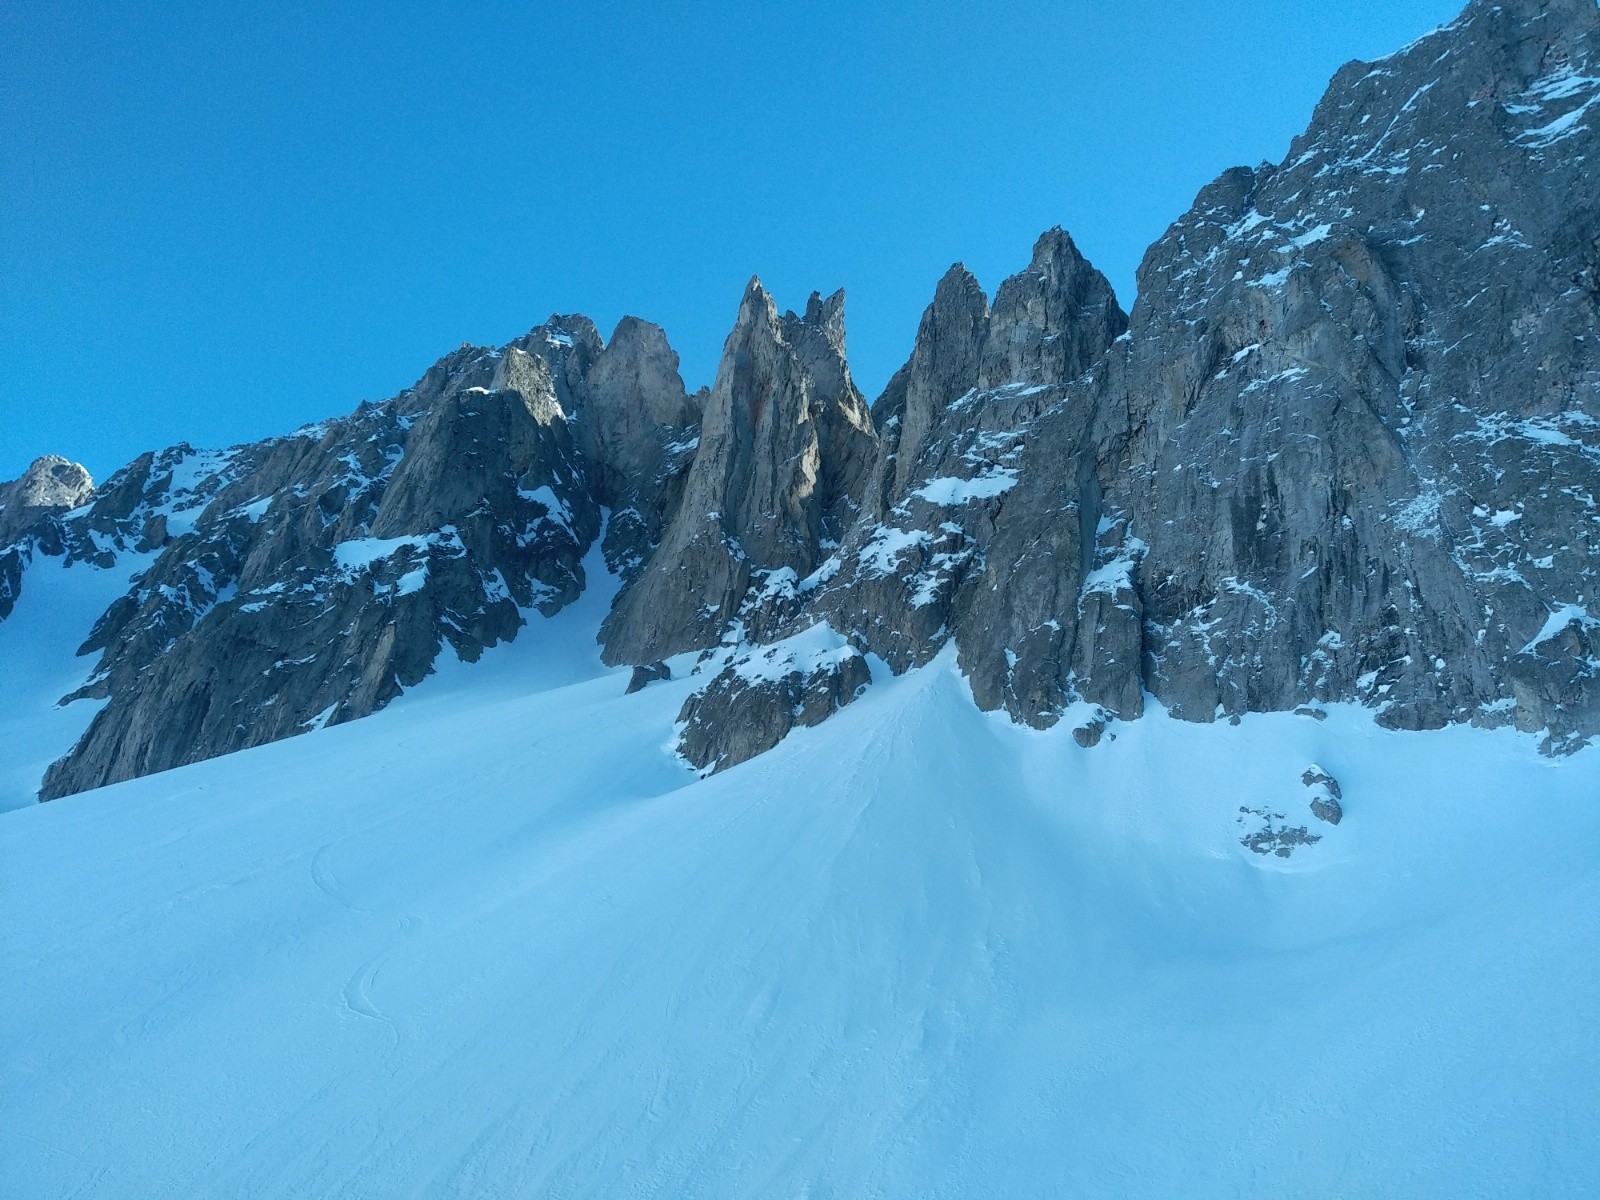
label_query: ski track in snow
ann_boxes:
[2,541,1599,1196]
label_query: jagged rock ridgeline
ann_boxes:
[5,0,1598,799]
[650,227,1135,771]
[656,0,1600,767]
[599,282,877,666]
[13,316,698,800]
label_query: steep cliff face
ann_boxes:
[7,0,1599,798]
[1100,0,1600,747]
[564,316,703,581]
[669,0,1600,767]
[598,282,877,665]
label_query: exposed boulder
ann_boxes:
[674,625,871,774]
[626,661,672,695]
[1303,766,1345,825]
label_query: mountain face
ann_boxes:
[5,0,1599,799]
[1110,0,1600,752]
[21,318,695,800]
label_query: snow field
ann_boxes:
[1,540,1598,1196]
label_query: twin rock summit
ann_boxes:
[6,0,1600,800]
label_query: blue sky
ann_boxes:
[2,0,1462,483]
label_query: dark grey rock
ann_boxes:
[35,315,695,800]
[1508,610,1600,753]
[0,456,96,621]
[0,455,94,547]
[600,281,876,666]
[1303,765,1345,824]
[579,317,702,582]
[1310,796,1345,826]
[626,661,672,694]
[1072,714,1108,748]
[1301,766,1343,801]
[1238,806,1323,856]
[675,632,871,773]
[695,0,1600,760]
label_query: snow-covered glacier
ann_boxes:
[3,538,1597,1197]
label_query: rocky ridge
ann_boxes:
[16,317,697,799]
[5,0,1598,798]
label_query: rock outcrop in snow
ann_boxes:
[1303,766,1345,825]
[675,625,872,774]
[7,0,1600,797]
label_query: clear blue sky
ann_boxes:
[2,0,1463,483]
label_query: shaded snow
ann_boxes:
[517,484,575,537]
[333,533,435,571]
[0,554,154,812]
[2,587,1598,1195]
[857,524,930,575]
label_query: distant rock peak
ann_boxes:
[0,454,95,559]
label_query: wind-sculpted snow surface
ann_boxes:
[1,0,1598,795]
[2,554,1598,1197]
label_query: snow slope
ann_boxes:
[3,546,1599,1196]
[0,553,153,814]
